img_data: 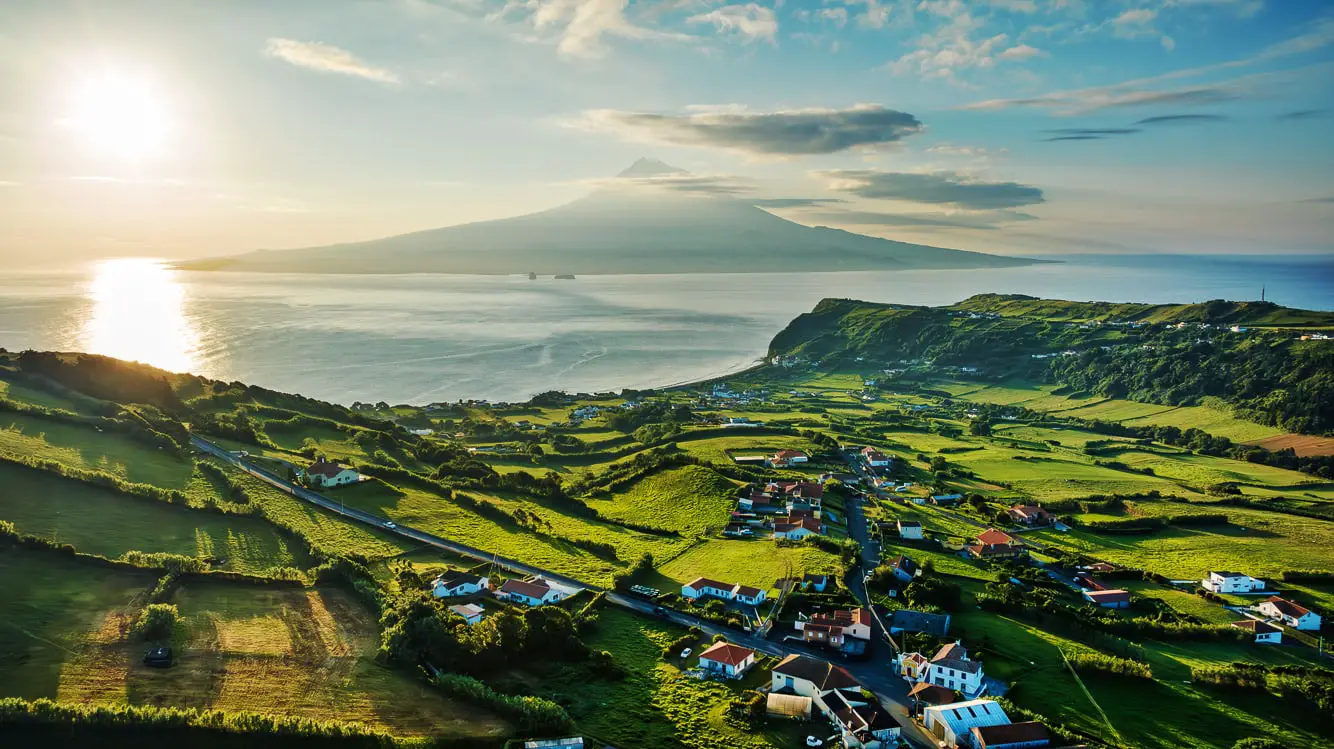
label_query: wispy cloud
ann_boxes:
[494,0,691,58]
[805,207,1038,230]
[1300,196,1334,204]
[578,171,756,196]
[572,104,924,156]
[1135,113,1229,125]
[1276,108,1326,121]
[751,197,848,208]
[817,169,1046,209]
[264,39,400,84]
[687,3,778,44]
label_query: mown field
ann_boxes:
[0,462,314,574]
[588,465,738,536]
[0,411,197,488]
[0,545,506,739]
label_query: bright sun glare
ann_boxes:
[83,258,199,373]
[62,73,171,160]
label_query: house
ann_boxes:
[496,576,571,606]
[802,573,830,592]
[1085,562,1117,573]
[733,584,768,606]
[681,577,736,601]
[889,609,951,638]
[922,699,1010,749]
[908,682,958,711]
[796,608,873,648]
[967,529,1025,560]
[523,738,585,749]
[1231,619,1283,644]
[830,696,901,748]
[304,459,360,488]
[922,642,985,697]
[448,603,485,626]
[697,641,757,679]
[861,447,892,467]
[972,721,1051,749]
[931,494,963,505]
[1007,505,1051,527]
[1258,596,1322,631]
[897,520,924,540]
[898,652,930,681]
[1202,571,1267,594]
[767,449,809,468]
[773,518,822,540]
[889,554,920,583]
[770,654,870,724]
[1083,589,1131,609]
[738,492,773,512]
[431,571,489,598]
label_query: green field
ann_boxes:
[654,538,840,591]
[589,465,738,536]
[0,544,507,739]
[0,462,314,574]
[0,412,196,488]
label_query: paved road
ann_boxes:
[195,435,933,747]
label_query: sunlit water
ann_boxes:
[1,254,1330,404]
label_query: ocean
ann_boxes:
[1,254,1330,405]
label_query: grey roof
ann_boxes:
[933,657,981,675]
[890,609,950,637]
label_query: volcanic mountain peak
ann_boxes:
[617,157,687,178]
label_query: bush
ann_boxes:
[1065,651,1152,679]
[133,604,180,641]
[430,673,572,734]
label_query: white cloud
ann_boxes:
[818,7,850,28]
[687,3,779,43]
[1000,43,1046,60]
[510,0,691,58]
[1161,35,1176,51]
[264,38,400,84]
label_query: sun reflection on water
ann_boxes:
[82,258,200,373]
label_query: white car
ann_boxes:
[680,648,693,659]
[805,737,823,747]
[384,521,397,529]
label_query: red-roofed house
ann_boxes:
[697,641,757,678]
[1259,596,1322,630]
[767,449,809,468]
[774,518,822,540]
[967,529,1025,560]
[1006,505,1051,527]
[496,576,571,606]
[795,608,873,647]
[860,447,892,467]
[304,459,360,488]
[1082,589,1131,609]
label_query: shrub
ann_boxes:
[1065,651,1152,679]
[133,604,180,641]
[430,673,572,734]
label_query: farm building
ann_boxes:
[1082,589,1131,609]
[971,721,1051,749]
[922,699,1011,749]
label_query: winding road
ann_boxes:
[193,435,934,748]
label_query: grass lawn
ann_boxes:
[1031,501,1334,580]
[653,538,840,591]
[539,606,813,749]
[0,462,314,574]
[588,465,739,536]
[0,412,196,488]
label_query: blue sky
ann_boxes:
[1,0,1332,265]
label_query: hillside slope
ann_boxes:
[767,294,1334,434]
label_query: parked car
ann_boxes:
[680,647,692,659]
[143,646,173,668]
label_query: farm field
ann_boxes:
[0,411,196,488]
[676,434,824,465]
[653,538,840,591]
[0,462,314,574]
[588,465,739,536]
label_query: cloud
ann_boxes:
[1300,196,1334,204]
[1111,8,1156,33]
[264,38,399,84]
[1277,109,1326,120]
[1134,113,1229,125]
[816,169,1046,209]
[579,172,756,196]
[966,82,1240,114]
[751,197,848,208]
[573,104,924,156]
[1000,43,1046,61]
[840,0,892,29]
[806,207,1038,230]
[1043,128,1141,140]
[687,3,778,43]
[511,0,691,58]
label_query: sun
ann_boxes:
[61,72,171,161]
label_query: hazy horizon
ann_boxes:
[1,1,1332,268]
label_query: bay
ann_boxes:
[1,253,1330,405]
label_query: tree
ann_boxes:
[969,419,992,436]
[930,456,948,472]
[133,603,179,641]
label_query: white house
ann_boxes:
[681,577,737,601]
[496,576,571,607]
[1258,596,1322,631]
[733,584,768,606]
[795,608,873,648]
[890,554,920,584]
[305,459,360,488]
[922,699,1010,749]
[448,603,485,626]
[697,641,757,679]
[1231,619,1282,644]
[432,571,489,598]
[897,520,924,540]
[1201,571,1266,594]
[767,449,809,468]
[920,642,986,698]
[770,654,871,726]
[860,447,892,467]
[773,518,821,540]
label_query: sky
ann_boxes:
[1,0,1332,266]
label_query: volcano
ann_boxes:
[179,159,1038,274]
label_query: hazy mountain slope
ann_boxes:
[180,160,1042,275]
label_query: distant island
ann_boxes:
[176,159,1047,276]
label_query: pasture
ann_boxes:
[654,538,840,590]
[0,462,314,574]
[0,411,196,489]
[588,465,738,536]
